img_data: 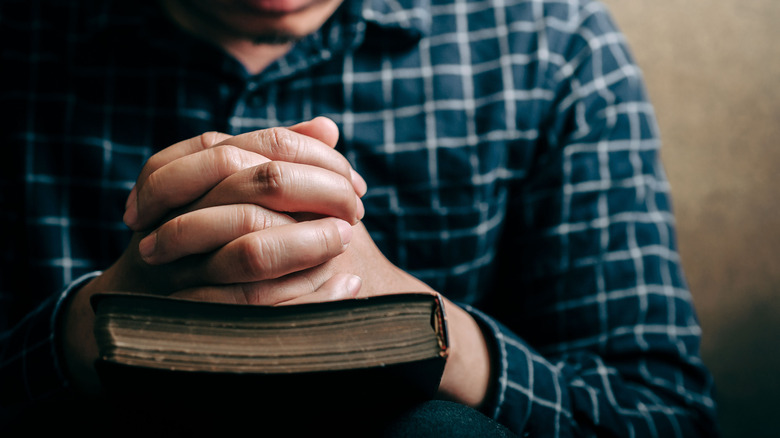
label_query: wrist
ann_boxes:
[436,299,493,409]
[60,271,113,396]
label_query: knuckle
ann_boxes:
[337,161,353,181]
[144,155,165,176]
[330,177,357,218]
[300,271,320,296]
[338,175,354,201]
[209,145,244,176]
[314,221,345,258]
[265,127,302,161]
[141,171,164,208]
[167,215,188,246]
[255,161,286,194]
[327,152,352,180]
[318,226,337,255]
[237,283,258,305]
[238,205,271,233]
[236,235,280,280]
[199,131,222,150]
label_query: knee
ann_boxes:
[381,400,517,437]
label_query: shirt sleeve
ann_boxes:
[0,272,100,419]
[462,2,718,436]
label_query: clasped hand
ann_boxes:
[65,118,490,407]
[113,117,434,305]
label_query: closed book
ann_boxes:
[91,292,450,412]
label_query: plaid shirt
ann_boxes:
[1,0,718,435]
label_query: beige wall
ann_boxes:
[600,1,780,436]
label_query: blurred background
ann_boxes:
[600,1,780,437]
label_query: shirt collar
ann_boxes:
[76,0,431,81]
[249,0,431,82]
[362,0,431,42]
[289,0,432,58]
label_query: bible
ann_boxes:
[91,292,449,410]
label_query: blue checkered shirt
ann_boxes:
[1,0,718,435]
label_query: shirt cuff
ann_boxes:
[459,304,511,420]
[1,271,101,413]
[461,304,575,436]
[51,271,103,391]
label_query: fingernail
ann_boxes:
[355,196,365,222]
[125,185,136,209]
[124,187,138,227]
[123,205,138,228]
[350,168,367,197]
[346,275,362,297]
[335,219,352,248]
[138,233,157,261]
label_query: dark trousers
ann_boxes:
[9,397,517,437]
[182,399,518,437]
[377,400,517,437]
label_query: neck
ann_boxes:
[161,0,293,75]
[220,41,294,76]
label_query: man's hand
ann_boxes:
[123,120,366,232]
[61,118,367,394]
[119,116,367,297]
[166,218,494,409]
[63,116,492,410]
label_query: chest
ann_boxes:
[12,38,546,300]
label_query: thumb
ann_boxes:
[287,116,340,148]
[288,117,367,197]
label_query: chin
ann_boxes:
[213,0,344,39]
